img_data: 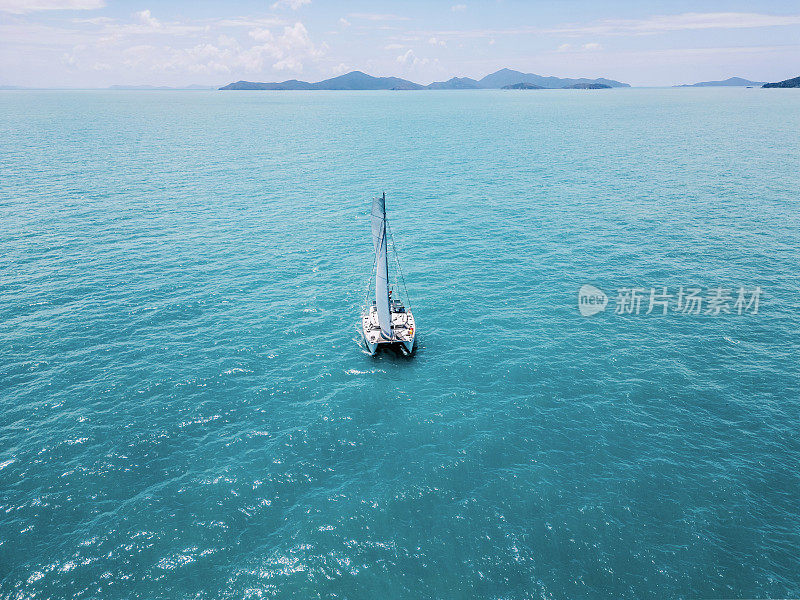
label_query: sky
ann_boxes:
[1,0,799,87]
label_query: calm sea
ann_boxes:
[1,89,799,599]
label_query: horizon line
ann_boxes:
[2,69,793,90]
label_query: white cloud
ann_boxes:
[548,12,800,36]
[428,36,446,47]
[272,57,300,70]
[33,15,325,82]
[72,16,112,24]
[384,43,404,50]
[396,49,428,66]
[0,0,104,12]
[134,9,160,29]
[422,12,800,41]
[248,27,274,42]
[216,17,284,28]
[348,13,410,22]
[216,34,237,48]
[338,17,350,27]
[261,21,322,71]
[276,21,321,58]
[451,4,466,11]
[102,12,203,37]
[556,42,602,52]
[270,0,310,10]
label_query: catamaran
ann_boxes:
[361,193,416,356]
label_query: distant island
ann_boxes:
[9,73,800,91]
[675,76,765,87]
[501,81,610,89]
[219,69,631,91]
[563,83,611,89]
[502,82,544,89]
[220,71,423,91]
[762,75,800,88]
[426,77,482,90]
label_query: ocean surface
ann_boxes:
[1,88,799,599]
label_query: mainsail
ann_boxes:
[371,193,392,339]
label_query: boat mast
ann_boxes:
[371,193,392,340]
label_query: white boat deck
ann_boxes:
[361,305,415,346]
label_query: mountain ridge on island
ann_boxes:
[426,76,482,89]
[475,68,628,89]
[219,69,630,90]
[220,71,423,90]
[762,75,800,88]
[675,76,765,87]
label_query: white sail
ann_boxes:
[371,193,392,339]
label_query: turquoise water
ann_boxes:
[1,89,799,599]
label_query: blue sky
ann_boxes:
[1,0,799,87]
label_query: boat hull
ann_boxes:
[362,308,416,356]
[363,335,415,356]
